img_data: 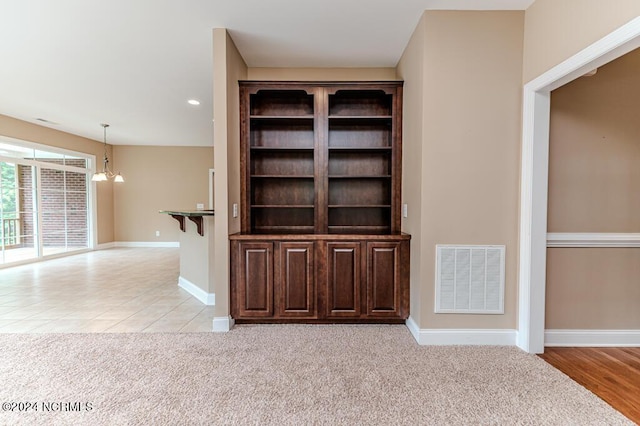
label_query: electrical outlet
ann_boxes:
[155,231,160,237]
[232,203,238,218]
[196,203,204,210]
[403,204,408,218]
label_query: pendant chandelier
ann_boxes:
[92,123,124,183]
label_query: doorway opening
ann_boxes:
[518,17,640,353]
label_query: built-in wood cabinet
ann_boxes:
[230,235,410,323]
[236,241,273,318]
[231,81,409,323]
[277,241,315,318]
[325,241,362,318]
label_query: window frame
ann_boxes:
[0,135,97,266]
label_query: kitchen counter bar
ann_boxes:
[159,210,214,236]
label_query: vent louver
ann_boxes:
[435,245,505,314]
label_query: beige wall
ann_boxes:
[548,49,640,232]
[397,11,524,329]
[112,146,214,242]
[546,49,640,330]
[396,14,427,327]
[212,29,248,318]
[546,248,640,329]
[0,114,115,244]
[523,0,640,83]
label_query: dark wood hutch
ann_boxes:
[230,81,410,323]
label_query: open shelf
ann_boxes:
[252,178,314,206]
[328,122,391,149]
[250,89,314,116]
[252,175,314,179]
[328,90,392,117]
[327,147,392,152]
[329,205,391,208]
[328,206,391,236]
[329,175,391,179]
[252,206,314,231]
[328,151,391,175]
[328,115,392,120]
[252,205,314,208]
[328,179,391,206]
[251,120,314,150]
[250,115,314,121]
[250,147,314,152]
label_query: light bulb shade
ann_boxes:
[114,174,124,183]
[92,172,107,182]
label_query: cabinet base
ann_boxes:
[230,233,411,323]
[234,318,407,325]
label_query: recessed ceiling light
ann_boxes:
[187,99,200,106]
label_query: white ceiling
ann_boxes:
[0,0,534,147]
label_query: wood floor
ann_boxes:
[539,347,640,424]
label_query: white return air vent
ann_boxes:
[435,245,505,314]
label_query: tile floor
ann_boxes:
[0,247,214,333]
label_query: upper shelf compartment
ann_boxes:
[328,90,392,117]
[239,81,403,235]
[251,90,314,117]
[250,120,314,149]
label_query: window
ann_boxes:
[0,138,94,265]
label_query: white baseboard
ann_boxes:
[178,277,215,305]
[95,241,179,249]
[96,242,116,250]
[406,316,421,343]
[545,329,640,347]
[212,316,235,332]
[116,241,179,248]
[405,316,516,346]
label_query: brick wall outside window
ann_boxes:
[18,159,88,248]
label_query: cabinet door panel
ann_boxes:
[238,242,273,317]
[278,242,315,317]
[326,242,361,317]
[367,242,400,316]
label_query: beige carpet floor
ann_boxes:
[0,325,632,425]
